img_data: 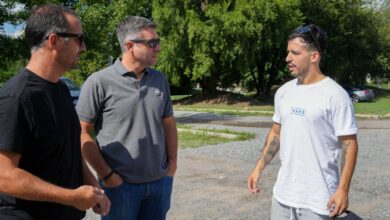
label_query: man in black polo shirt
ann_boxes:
[0,4,109,220]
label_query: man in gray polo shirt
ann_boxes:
[76,16,178,220]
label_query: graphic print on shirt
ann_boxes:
[290,107,306,116]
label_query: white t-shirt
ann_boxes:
[272,77,358,215]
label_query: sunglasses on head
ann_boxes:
[294,26,321,53]
[45,32,85,47]
[130,38,160,49]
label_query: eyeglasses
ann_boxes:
[294,26,321,53]
[130,38,160,49]
[45,32,85,47]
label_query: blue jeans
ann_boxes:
[101,176,173,220]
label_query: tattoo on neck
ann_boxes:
[259,136,280,165]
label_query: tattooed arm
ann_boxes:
[247,123,281,193]
[327,135,358,217]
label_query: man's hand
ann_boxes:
[102,173,123,188]
[72,186,104,211]
[327,188,349,217]
[167,161,177,177]
[247,123,280,194]
[93,193,111,216]
[247,170,261,193]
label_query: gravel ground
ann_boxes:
[84,112,390,220]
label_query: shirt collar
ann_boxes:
[113,58,150,77]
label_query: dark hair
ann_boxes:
[288,24,328,55]
[116,16,157,52]
[25,4,79,51]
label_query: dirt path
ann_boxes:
[84,116,390,220]
[168,153,279,220]
[169,117,390,220]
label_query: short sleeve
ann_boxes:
[272,90,281,124]
[0,96,31,153]
[162,76,173,118]
[332,102,358,136]
[76,77,102,123]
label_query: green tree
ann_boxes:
[2,0,390,94]
[299,0,385,85]
[0,0,151,85]
[153,0,301,96]
[67,0,151,84]
[376,0,390,80]
[151,0,193,94]
[0,0,79,84]
[238,0,301,98]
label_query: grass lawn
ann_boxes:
[353,95,390,115]
[174,104,274,116]
[173,94,390,117]
[177,125,256,148]
[171,94,192,101]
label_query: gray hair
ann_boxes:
[116,16,157,52]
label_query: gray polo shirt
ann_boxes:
[76,58,173,183]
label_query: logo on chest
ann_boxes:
[290,107,306,116]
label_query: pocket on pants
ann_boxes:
[100,180,125,190]
[165,175,174,180]
[164,175,174,186]
[161,176,174,196]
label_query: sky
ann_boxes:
[1,2,24,37]
[2,22,24,37]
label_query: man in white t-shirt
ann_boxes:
[247,24,358,219]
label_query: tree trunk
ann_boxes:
[266,52,284,97]
[255,55,267,98]
[199,73,218,93]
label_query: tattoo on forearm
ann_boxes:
[259,136,280,165]
[340,140,351,172]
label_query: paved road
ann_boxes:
[84,111,390,220]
